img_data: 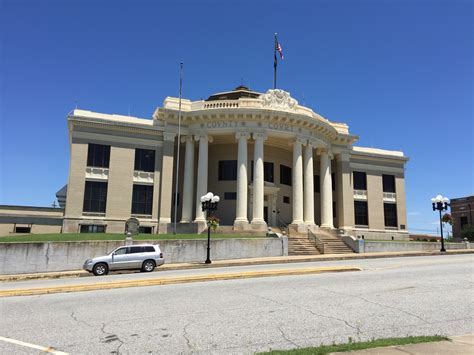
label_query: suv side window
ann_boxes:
[144,246,155,253]
[130,246,145,253]
[114,247,128,255]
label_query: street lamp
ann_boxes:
[431,194,450,252]
[201,192,220,264]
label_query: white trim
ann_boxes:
[350,162,405,174]
[73,131,163,147]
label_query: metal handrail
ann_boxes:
[308,230,325,254]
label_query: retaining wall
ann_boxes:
[0,237,288,275]
[362,240,471,253]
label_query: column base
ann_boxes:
[320,224,335,229]
[250,219,267,231]
[233,219,251,231]
[288,223,307,234]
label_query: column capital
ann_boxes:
[181,135,195,144]
[235,131,251,140]
[252,132,268,141]
[289,136,307,147]
[163,132,176,142]
[194,134,214,143]
[316,147,333,158]
[336,152,351,162]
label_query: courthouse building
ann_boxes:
[62,86,409,239]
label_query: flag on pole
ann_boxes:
[276,38,284,59]
[274,33,283,89]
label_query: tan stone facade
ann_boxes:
[60,87,409,239]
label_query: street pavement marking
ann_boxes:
[0,266,361,298]
[0,335,68,354]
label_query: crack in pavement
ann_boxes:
[100,322,124,355]
[182,322,193,350]
[320,287,429,324]
[70,312,94,328]
[277,326,300,348]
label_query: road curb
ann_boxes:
[1,249,472,283]
[0,266,361,297]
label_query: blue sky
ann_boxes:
[1,0,472,235]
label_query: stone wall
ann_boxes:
[362,240,471,253]
[0,237,288,275]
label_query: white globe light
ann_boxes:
[442,197,449,203]
[431,198,436,203]
[205,192,214,200]
[201,195,208,203]
[211,195,220,203]
[435,195,443,203]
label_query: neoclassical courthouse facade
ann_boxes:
[62,86,409,239]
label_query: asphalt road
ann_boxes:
[0,254,473,354]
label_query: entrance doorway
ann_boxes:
[264,207,268,223]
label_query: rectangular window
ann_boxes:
[332,173,336,191]
[218,160,237,180]
[353,171,367,190]
[250,161,274,182]
[135,149,155,172]
[384,203,398,227]
[87,144,110,168]
[333,201,337,218]
[132,185,153,215]
[14,226,31,234]
[80,225,106,233]
[283,196,290,204]
[139,226,153,234]
[382,174,396,193]
[314,175,320,193]
[280,165,292,186]
[354,201,368,226]
[83,181,108,213]
[264,162,274,183]
[460,216,468,229]
[224,192,237,200]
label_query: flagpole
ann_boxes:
[173,62,183,235]
[273,33,277,89]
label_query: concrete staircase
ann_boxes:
[315,229,354,254]
[288,235,321,255]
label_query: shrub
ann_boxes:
[461,226,474,242]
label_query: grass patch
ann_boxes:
[0,233,266,243]
[258,335,449,354]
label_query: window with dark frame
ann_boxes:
[135,149,155,172]
[131,184,153,215]
[280,165,292,186]
[80,224,106,233]
[353,171,367,190]
[460,216,468,229]
[87,144,110,168]
[332,173,336,191]
[218,160,237,180]
[384,203,398,227]
[250,161,274,182]
[314,175,320,193]
[224,192,237,200]
[139,226,153,234]
[354,201,368,226]
[333,201,337,218]
[283,196,290,204]
[14,226,31,234]
[382,174,396,193]
[83,181,108,213]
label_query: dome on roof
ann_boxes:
[205,85,261,101]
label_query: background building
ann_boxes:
[450,195,474,239]
[61,86,409,240]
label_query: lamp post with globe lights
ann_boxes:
[201,192,220,264]
[431,194,450,252]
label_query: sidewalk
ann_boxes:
[331,334,474,354]
[1,249,472,282]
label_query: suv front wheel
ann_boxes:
[93,263,108,276]
[141,260,156,273]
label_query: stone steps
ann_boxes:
[287,237,320,256]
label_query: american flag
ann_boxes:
[276,40,284,59]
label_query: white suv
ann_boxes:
[83,244,165,276]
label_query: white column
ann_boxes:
[194,134,210,222]
[304,142,315,225]
[320,149,334,228]
[292,138,304,224]
[251,132,267,228]
[180,136,194,223]
[234,132,250,228]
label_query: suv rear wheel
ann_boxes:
[93,263,108,276]
[142,260,156,272]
